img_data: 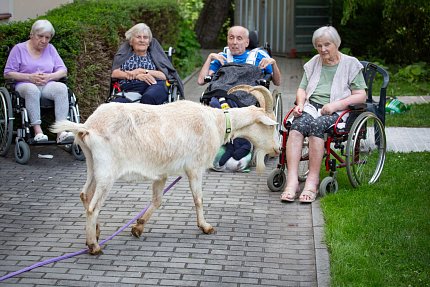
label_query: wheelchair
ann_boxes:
[200,30,283,127]
[199,63,281,172]
[106,46,183,104]
[0,78,84,164]
[267,61,389,195]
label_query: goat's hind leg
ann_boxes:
[131,177,167,238]
[80,177,101,241]
[84,180,113,255]
[79,149,102,243]
[186,169,214,234]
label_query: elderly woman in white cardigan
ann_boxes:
[280,26,367,203]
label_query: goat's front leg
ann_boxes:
[186,169,214,234]
[131,177,167,238]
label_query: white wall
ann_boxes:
[0,0,72,22]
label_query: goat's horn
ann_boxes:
[227,84,253,95]
[227,84,266,111]
[249,86,273,113]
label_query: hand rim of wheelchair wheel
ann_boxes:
[345,112,386,187]
[0,87,14,156]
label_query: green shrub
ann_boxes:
[393,62,430,83]
[0,0,202,119]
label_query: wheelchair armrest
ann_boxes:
[348,103,367,111]
[257,74,272,88]
[166,77,177,86]
[204,75,213,83]
[4,79,16,90]
[57,77,69,84]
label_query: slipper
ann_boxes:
[280,187,298,202]
[57,131,74,144]
[299,189,317,203]
[34,133,48,142]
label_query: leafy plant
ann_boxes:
[0,0,201,119]
[394,62,429,83]
[333,0,430,65]
[178,0,204,28]
[174,22,202,78]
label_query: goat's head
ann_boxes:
[227,85,281,172]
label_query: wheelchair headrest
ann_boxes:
[248,30,259,50]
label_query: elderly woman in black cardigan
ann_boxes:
[111,23,183,104]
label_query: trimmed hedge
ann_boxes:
[0,0,201,118]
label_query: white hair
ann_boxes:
[30,19,55,37]
[312,26,341,49]
[125,23,152,42]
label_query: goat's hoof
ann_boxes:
[131,224,144,238]
[87,243,102,255]
[200,225,215,234]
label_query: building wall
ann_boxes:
[0,0,72,23]
[234,0,330,55]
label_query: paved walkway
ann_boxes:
[0,55,429,287]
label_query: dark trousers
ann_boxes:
[121,80,168,105]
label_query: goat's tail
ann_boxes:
[50,120,86,134]
[254,149,267,174]
[50,120,89,144]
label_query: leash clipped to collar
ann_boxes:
[224,110,232,141]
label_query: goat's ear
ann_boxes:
[258,114,278,126]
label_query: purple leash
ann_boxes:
[0,176,182,282]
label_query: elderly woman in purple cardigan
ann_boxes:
[280,26,367,203]
[4,19,73,143]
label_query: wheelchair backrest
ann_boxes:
[360,61,389,125]
[248,30,272,57]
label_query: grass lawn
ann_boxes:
[321,152,430,286]
[387,80,430,98]
[385,103,430,127]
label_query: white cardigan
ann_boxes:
[302,53,363,118]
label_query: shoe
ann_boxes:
[280,187,298,202]
[34,133,48,142]
[57,131,74,144]
[299,189,317,203]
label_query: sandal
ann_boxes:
[280,187,298,202]
[34,133,48,142]
[57,131,74,144]
[299,189,317,203]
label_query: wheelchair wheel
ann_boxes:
[272,89,283,126]
[0,87,14,156]
[346,112,386,187]
[69,100,80,124]
[319,176,339,197]
[267,168,286,192]
[15,140,30,164]
[171,84,179,102]
[71,143,85,161]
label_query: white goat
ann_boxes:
[51,85,280,255]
